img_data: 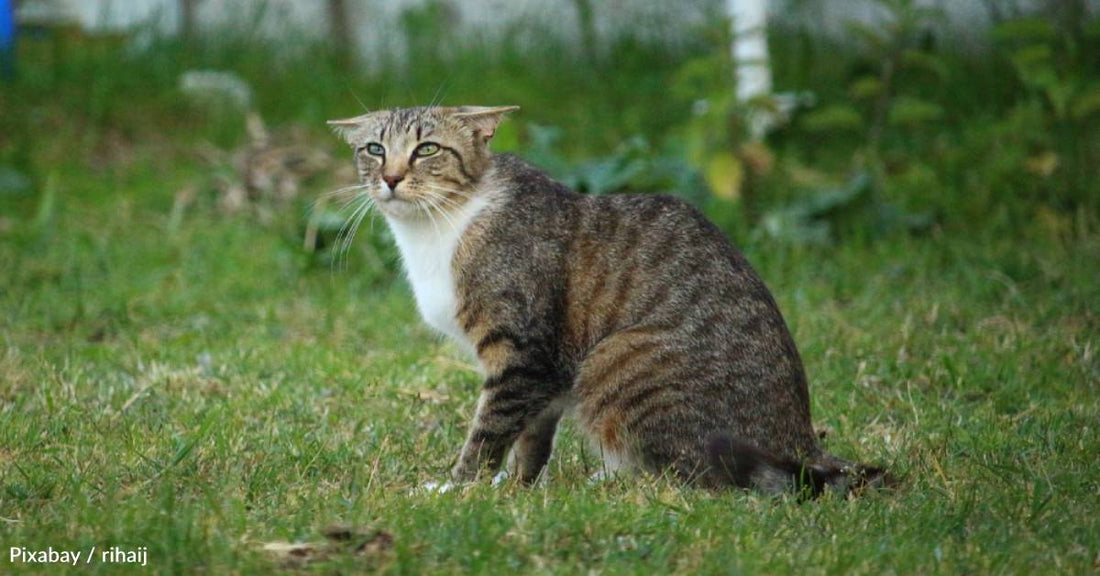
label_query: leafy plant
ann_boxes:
[522,124,705,202]
[773,0,944,243]
[991,12,1100,213]
[761,171,933,245]
[800,0,947,156]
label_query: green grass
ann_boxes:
[1,145,1097,574]
[2,9,1099,572]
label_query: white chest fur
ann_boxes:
[385,195,493,354]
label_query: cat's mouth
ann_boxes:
[373,191,423,219]
[374,188,407,204]
[380,194,414,208]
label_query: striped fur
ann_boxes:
[330,106,885,495]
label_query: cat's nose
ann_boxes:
[383,174,404,191]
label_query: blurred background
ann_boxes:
[1,0,1098,268]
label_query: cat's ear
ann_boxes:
[327,112,383,145]
[452,105,520,143]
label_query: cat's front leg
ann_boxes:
[451,379,557,482]
[451,333,561,482]
[451,283,566,482]
[451,390,517,481]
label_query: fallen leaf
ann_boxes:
[262,541,319,562]
[262,525,395,567]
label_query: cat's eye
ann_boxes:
[364,143,385,156]
[414,143,440,158]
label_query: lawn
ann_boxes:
[1,146,1097,574]
[2,3,1100,571]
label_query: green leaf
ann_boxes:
[845,21,889,52]
[1070,88,1100,120]
[888,97,943,127]
[991,18,1057,44]
[802,104,863,133]
[901,49,948,81]
[849,76,884,101]
[1011,44,1053,74]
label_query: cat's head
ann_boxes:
[328,105,518,219]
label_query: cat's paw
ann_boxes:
[588,468,619,485]
[491,469,511,486]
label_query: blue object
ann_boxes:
[0,0,13,48]
[0,0,14,79]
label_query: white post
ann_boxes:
[728,0,773,138]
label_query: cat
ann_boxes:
[328,105,885,496]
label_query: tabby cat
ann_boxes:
[329,105,884,495]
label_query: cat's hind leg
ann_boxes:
[508,403,564,484]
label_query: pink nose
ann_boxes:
[383,175,404,191]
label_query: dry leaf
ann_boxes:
[262,525,394,568]
[262,541,319,565]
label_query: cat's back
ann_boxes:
[487,153,745,274]
[562,192,783,350]
[482,154,797,360]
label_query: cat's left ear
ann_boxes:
[452,105,520,143]
[327,112,383,145]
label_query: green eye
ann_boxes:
[365,143,385,156]
[415,143,440,157]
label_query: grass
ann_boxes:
[2,8,1099,572]
[1,142,1097,574]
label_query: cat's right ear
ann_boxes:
[451,106,520,143]
[327,113,382,145]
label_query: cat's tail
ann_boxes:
[704,432,888,497]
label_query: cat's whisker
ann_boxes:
[421,184,475,203]
[331,199,361,273]
[340,197,374,271]
[422,182,472,194]
[431,199,462,218]
[428,199,456,235]
[328,192,368,216]
[311,185,370,215]
[424,191,473,204]
[424,192,464,211]
[342,197,375,271]
[332,195,372,273]
[427,80,449,111]
[418,198,444,237]
[333,197,362,249]
[316,183,370,201]
[423,195,460,233]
